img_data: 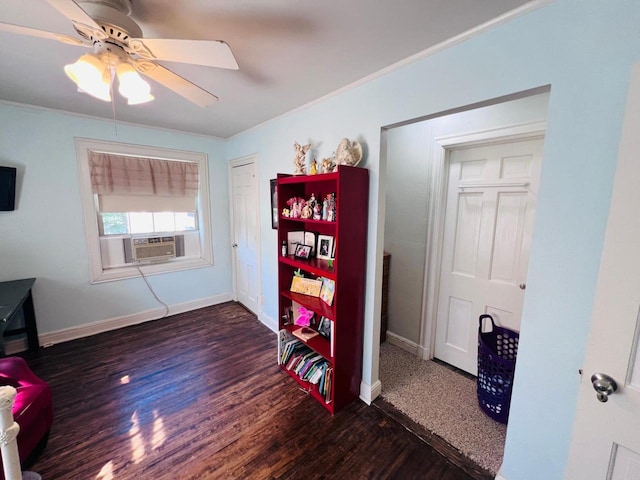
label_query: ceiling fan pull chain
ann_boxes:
[106,50,119,136]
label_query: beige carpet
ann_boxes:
[379,342,506,475]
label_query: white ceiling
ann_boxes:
[0,0,532,138]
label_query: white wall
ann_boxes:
[0,104,233,337]
[226,2,640,479]
[384,93,550,347]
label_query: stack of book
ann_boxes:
[278,329,333,403]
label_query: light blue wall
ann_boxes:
[0,104,233,335]
[227,2,640,479]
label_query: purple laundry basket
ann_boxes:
[477,314,519,424]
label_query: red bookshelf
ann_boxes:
[276,165,369,414]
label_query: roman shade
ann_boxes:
[89,152,199,212]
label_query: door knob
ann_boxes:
[591,373,618,402]
[519,283,526,290]
[232,244,238,248]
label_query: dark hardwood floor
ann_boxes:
[22,302,475,479]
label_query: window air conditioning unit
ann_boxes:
[130,236,176,264]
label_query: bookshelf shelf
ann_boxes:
[279,216,338,229]
[281,323,333,361]
[277,165,369,414]
[281,290,335,320]
[279,256,336,281]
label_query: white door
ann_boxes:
[565,64,640,480]
[230,160,260,314]
[434,138,543,375]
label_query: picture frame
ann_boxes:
[318,317,331,339]
[270,179,278,230]
[294,243,312,259]
[317,235,334,260]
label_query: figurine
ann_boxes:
[310,159,318,175]
[326,193,336,222]
[333,138,363,170]
[313,203,322,220]
[293,142,311,175]
[320,157,335,174]
[301,203,313,219]
[282,208,290,218]
[322,196,328,221]
[295,306,314,326]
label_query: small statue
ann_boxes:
[326,193,336,222]
[310,159,318,175]
[320,157,335,174]
[282,208,290,218]
[333,138,363,171]
[301,203,313,219]
[313,203,322,220]
[293,142,311,175]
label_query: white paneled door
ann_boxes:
[565,64,640,480]
[434,138,543,375]
[230,160,260,315]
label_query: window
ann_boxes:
[101,212,197,235]
[76,138,213,283]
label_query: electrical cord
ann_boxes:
[135,265,170,318]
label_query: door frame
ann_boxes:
[419,121,547,361]
[228,154,262,314]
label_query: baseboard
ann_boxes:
[259,311,278,333]
[386,331,421,355]
[39,293,234,347]
[417,344,430,360]
[359,378,382,405]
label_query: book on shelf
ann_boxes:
[291,276,322,297]
[330,320,334,357]
[287,231,305,255]
[305,231,317,256]
[318,317,335,357]
[318,362,328,393]
[319,277,335,305]
[324,367,333,403]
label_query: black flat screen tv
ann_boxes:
[0,166,17,211]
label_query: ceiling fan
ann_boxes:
[0,0,238,106]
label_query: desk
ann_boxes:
[0,278,40,356]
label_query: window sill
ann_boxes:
[90,257,213,284]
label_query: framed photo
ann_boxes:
[317,235,334,260]
[318,317,331,339]
[270,179,278,230]
[294,243,312,259]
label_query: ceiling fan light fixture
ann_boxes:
[116,63,154,105]
[64,54,111,102]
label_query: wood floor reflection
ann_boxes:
[24,302,472,479]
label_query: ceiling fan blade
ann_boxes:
[0,22,86,46]
[128,38,239,70]
[44,0,106,40]
[134,60,218,107]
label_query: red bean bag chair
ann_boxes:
[0,357,53,473]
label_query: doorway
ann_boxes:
[229,156,261,315]
[380,92,549,475]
